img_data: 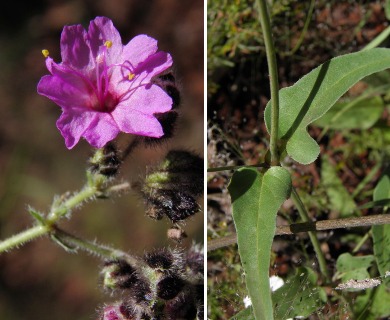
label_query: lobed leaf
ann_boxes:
[265,48,390,164]
[313,96,384,130]
[228,167,291,320]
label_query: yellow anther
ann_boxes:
[128,73,135,80]
[104,40,112,48]
[42,49,50,58]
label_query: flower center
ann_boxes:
[92,40,136,113]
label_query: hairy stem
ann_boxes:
[256,0,280,165]
[0,225,50,252]
[53,228,141,266]
[0,179,130,254]
[47,186,98,223]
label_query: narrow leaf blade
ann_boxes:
[228,167,292,319]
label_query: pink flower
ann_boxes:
[38,17,173,149]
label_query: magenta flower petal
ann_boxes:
[88,16,122,64]
[122,34,158,68]
[38,16,173,149]
[115,84,172,115]
[37,64,93,109]
[112,107,164,137]
[56,110,96,149]
[134,51,173,84]
[60,25,92,71]
[82,113,120,148]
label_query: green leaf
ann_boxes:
[366,284,390,318]
[265,48,390,164]
[228,167,292,320]
[335,253,375,290]
[358,198,390,209]
[321,155,356,217]
[373,169,390,201]
[355,285,390,319]
[372,224,390,287]
[313,96,384,130]
[372,170,390,286]
[28,206,45,225]
[273,267,326,319]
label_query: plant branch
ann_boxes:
[47,186,98,223]
[0,225,50,252]
[256,0,280,165]
[52,227,141,266]
[0,180,130,254]
[208,213,390,252]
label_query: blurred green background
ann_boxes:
[0,1,203,319]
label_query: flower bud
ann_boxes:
[144,189,200,222]
[144,248,175,271]
[130,277,152,305]
[164,290,197,320]
[156,274,185,300]
[89,143,121,177]
[141,150,203,222]
[101,259,137,290]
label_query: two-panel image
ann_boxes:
[1,1,390,319]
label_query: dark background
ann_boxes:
[0,1,203,319]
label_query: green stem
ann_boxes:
[256,0,280,165]
[0,184,99,254]
[47,186,97,223]
[291,187,330,282]
[53,228,140,266]
[0,225,50,252]
[0,180,129,254]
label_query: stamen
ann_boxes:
[104,40,113,48]
[128,73,135,80]
[42,49,50,58]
